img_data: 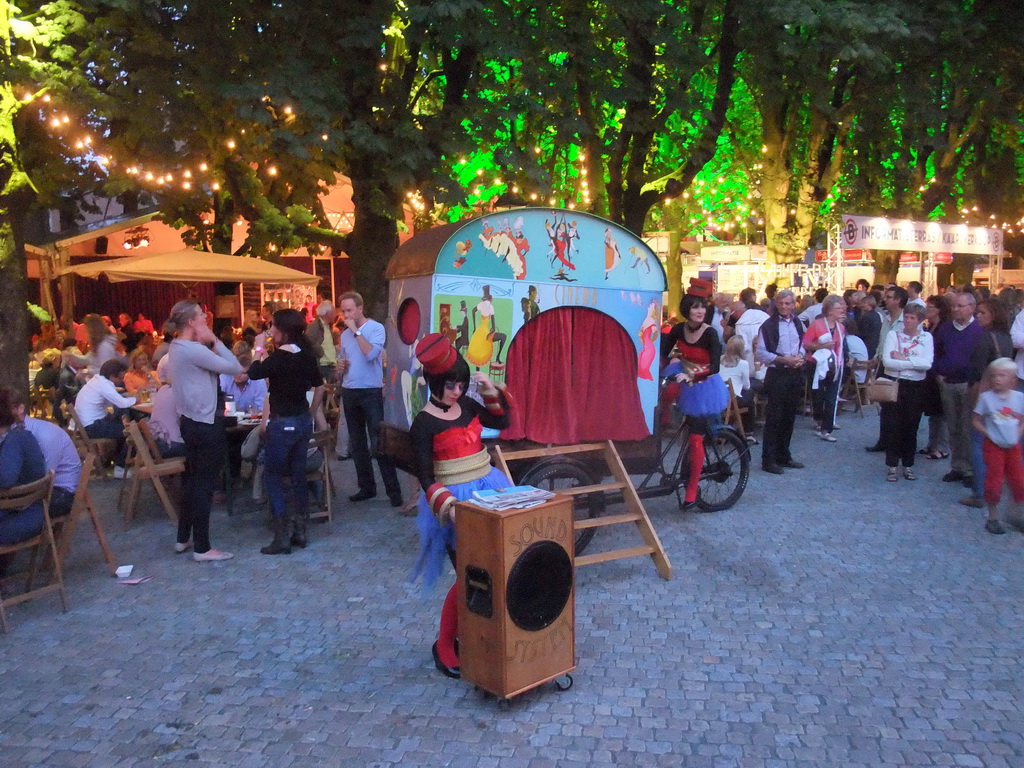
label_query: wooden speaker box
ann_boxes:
[455,494,576,699]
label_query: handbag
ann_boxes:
[867,376,899,403]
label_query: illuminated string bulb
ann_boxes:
[212,183,221,191]
[321,134,329,141]
[268,166,278,176]
[50,117,61,128]
[226,139,236,149]
[530,193,538,200]
[184,170,192,179]
[182,181,191,190]
[534,147,541,154]
[283,106,293,115]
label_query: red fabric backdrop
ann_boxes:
[501,307,650,444]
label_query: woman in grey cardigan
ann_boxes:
[165,300,242,561]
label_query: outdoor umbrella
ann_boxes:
[57,249,320,286]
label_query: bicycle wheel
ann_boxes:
[519,458,603,554]
[697,427,750,511]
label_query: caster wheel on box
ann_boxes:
[554,674,573,691]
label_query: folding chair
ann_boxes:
[853,358,881,415]
[308,430,336,526]
[120,421,185,525]
[724,379,748,440]
[0,472,68,634]
[64,402,117,480]
[322,385,341,432]
[54,455,118,575]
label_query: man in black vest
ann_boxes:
[756,289,808,474]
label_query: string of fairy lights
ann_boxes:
[24,91,1024,239]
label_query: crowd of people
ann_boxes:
[660,278,1024,536]
[16,289,404,562]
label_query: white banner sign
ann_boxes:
[840,215,1003,256]
[699,244,767,263]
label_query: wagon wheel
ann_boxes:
[696,427,750,512]
[519,458,603,555]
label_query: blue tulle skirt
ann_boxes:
[678,374,730,417]
[410,465,512,592]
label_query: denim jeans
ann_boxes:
[179,416,227,553]
[263,415,313,519]
[341,387,400,498]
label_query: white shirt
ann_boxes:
[881,328,934,382]
[798,303,823,325]
[1010,309,1024,380]
[734,308,769,372]
[846,334,869,383]
[75,375,136,427]
[719,359,750,395]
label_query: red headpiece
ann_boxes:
[415,333,458,375]
[687,277,714,299]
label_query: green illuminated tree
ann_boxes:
[88,0,505,317]
[0,0,99,391]
[736,0,924,265]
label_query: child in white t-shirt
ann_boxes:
[972,358,1024,535]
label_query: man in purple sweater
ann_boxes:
[934,291,984,484]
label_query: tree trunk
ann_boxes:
[664,230,683,317]
[346,165,401,320]
[1,74,33,396]
[872,252,900,285]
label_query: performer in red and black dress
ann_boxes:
[660,292,729,509]
[408,333,513,679]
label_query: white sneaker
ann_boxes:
[113,466,126,479]
[819,432,837,443]
[193,549,234,562]
[174,541,193,554]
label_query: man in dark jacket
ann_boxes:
[756,290,807,474]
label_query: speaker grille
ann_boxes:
[506,541,572,632]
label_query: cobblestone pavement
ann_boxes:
[2,410,1023,767]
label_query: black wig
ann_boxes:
[423,354,471,400]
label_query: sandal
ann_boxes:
[886,468,898,482]
[903,468,917,481]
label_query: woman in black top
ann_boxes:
[248,309,326,555]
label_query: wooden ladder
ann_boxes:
[491,440,672,581]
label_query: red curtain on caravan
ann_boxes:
[501,307,649,444]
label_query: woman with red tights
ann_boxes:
[408,333,513,678]
[660,293,729,510]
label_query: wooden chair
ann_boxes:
[308,430,336,526]
[30,385,57,421]
[120,421,185,525]
[0,472,68,634]
[322,385,341,431]
[851,358,881,415]
[724,379,748,440]
[54,455,118,575]
[63,402,118,480]
[488,362,506,383]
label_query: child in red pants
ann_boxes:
[971,358,1024,535]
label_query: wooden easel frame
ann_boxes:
[491,440,672,581]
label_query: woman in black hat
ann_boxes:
[408,332,513,678]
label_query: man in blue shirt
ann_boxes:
[337,292,402,507]
[11,390,81,519]
[219,355,269,414]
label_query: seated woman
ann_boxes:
[719,335,756,440]
[123,348,162,395]
[33,348,62,391]
[147,367,186,459]
[0,388,47,547]
[408,333,512,679]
